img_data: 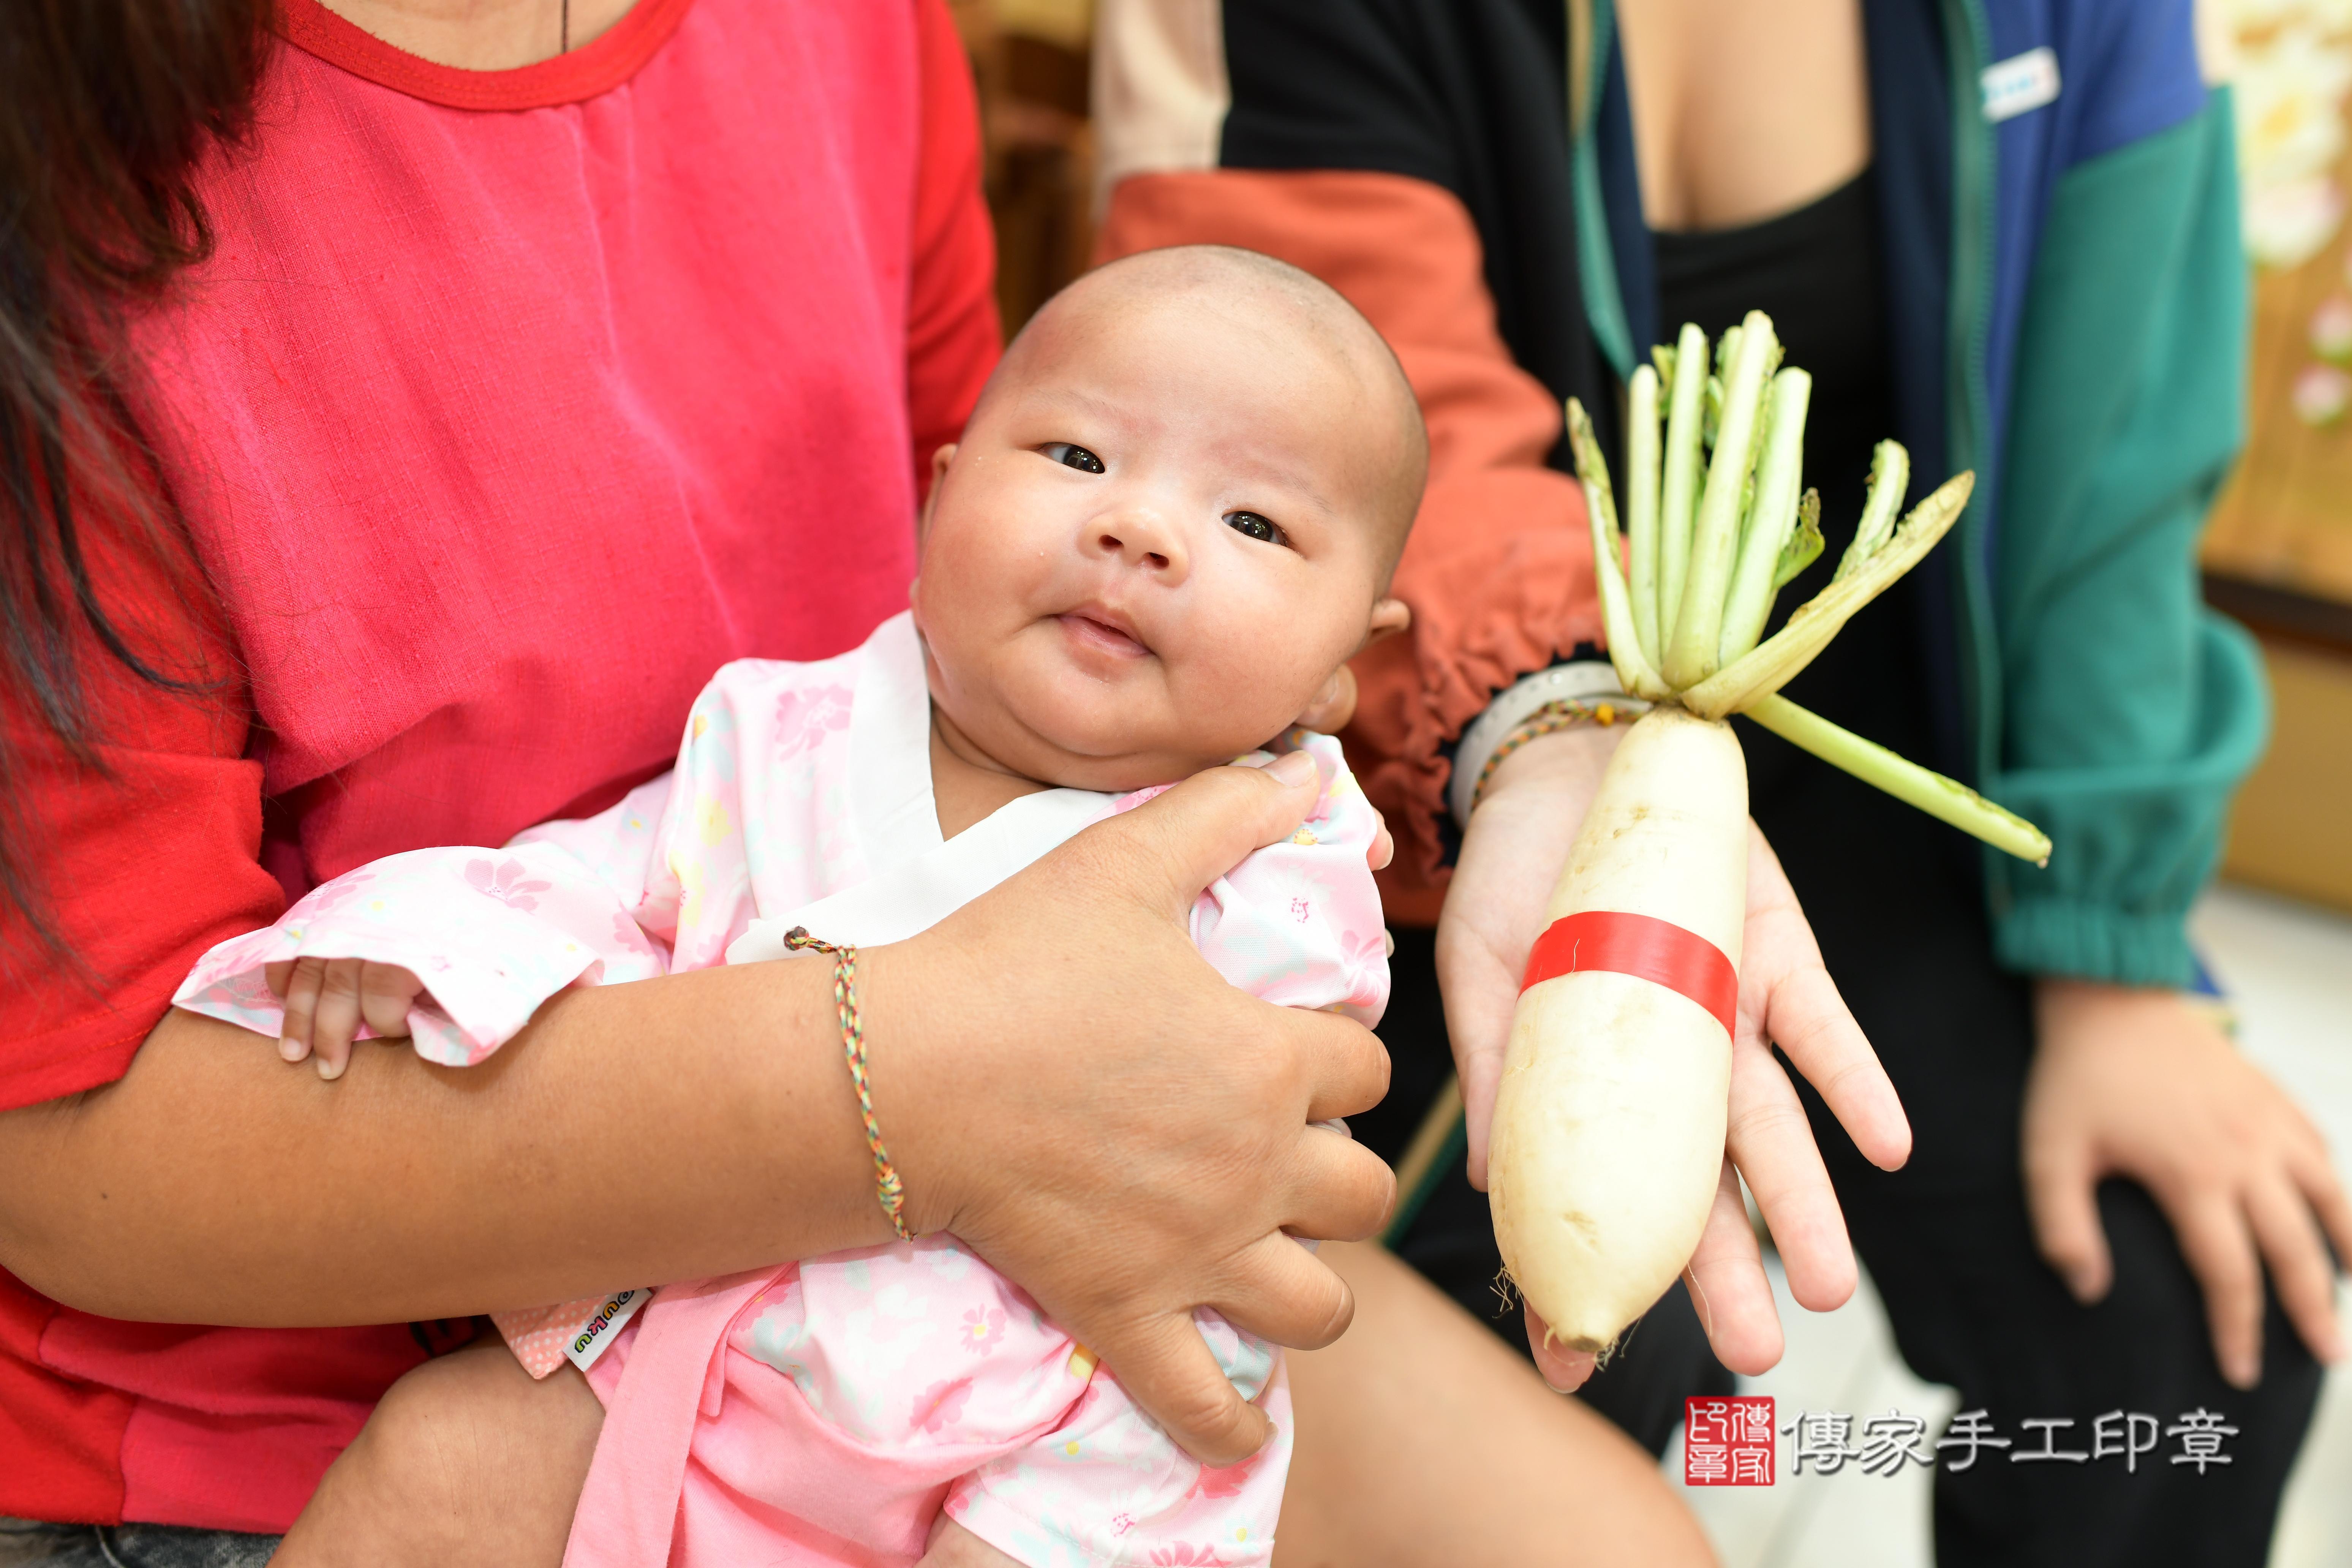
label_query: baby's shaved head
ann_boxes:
[985,246,1429,574]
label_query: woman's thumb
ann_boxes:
[1112,753,1321,915]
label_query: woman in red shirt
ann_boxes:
[0,2,1822,1562]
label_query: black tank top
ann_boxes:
[1652,170,1986,948]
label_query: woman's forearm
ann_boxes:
[0,766,1398,1462]
[0,959,890,1324]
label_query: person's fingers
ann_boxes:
[1757,961,1909,1171]
[1095,752,1322,921]
[1725,1046,1855,1314]
[1269,1121,1395,1244]
[277,957,325,1063]
[1285,1008,1393,1129]
[1521,1303,1599,1393]
[1368,816,1394,872]
[2246,1176,2346,1366]
[1092,1311,1274,1467]
[2286,1136,2352,1280]
[358,963,421,1040]
[2167,1193,2266,1389]
[2022,1129,2112,1302]
[1683,1156,1785,1376]
[311,958,366,1081]
[1743,829,1910,1170]
[1211,1231,1358,1351]
[1433,927,1518,1192]
[264,959,295,999]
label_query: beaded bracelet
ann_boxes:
[781,926,912,1241]
[1467,697,1633,814]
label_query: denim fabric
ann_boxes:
[0,1523,277,1568]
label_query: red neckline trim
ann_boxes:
[277,0,698,111]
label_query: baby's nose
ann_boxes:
[1091,511,1188,578]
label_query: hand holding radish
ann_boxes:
[1472,313,2049,1373]
[1443,727,1912,1389]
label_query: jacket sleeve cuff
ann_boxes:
[1344,468,1603,920]
[1990,895,2199,989]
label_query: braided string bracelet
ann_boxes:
[1468,697,1635,814]
[781,926,912,1241]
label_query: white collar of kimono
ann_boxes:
[730,613,1119,961]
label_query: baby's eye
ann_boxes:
[1226,511,1289,547]
[1042,443,1105,473]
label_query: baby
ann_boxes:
[174,246,1427,1567]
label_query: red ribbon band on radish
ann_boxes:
[1518,910,1739,1036]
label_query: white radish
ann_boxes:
[1483,311,2052,1357]
[1489,707,1745,1352]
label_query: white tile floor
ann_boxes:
[1664,884,2352,1568]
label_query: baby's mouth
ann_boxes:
[1056,610,1151,660]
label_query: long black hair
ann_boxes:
[0,0,272,950]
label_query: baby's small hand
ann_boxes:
[264,957,425,1081]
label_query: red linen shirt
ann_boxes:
[0,0,997,1529]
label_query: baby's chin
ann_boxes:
[973,705,1282,794]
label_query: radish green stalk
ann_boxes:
[1679,470,1975,721]
[1493,313,2051,1361]
[1838,441,1910,577]
[1716,368,1813,665]
[1662,311,1777,689]
[1625,365,1664,664]
[1740,694,2050,863]
[1773,489,1824,590]
[1567,400,1671,700]
[1657,324,1708,653]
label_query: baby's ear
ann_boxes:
[917,443,958,538]
[1294,665,1359,735]
[1366,597,1411,642]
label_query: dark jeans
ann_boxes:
[0,1524,277,1568]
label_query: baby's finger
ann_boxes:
[1091,1311,1273,1468]
[311,957,366,1081]
[359,963,422,1039]
[278,957,326,1063]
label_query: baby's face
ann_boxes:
[911,282,1412,792]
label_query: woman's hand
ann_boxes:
[1435,724,1911,1391]
[2024,979,2352,1387]
[0,760,1388,1445]
[868,751,1396,1467]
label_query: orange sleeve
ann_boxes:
[905,0,1003,501]
[1097,169,1600,920]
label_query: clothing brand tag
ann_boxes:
[1981,47,2061,123]
[563,1287,651,1374]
